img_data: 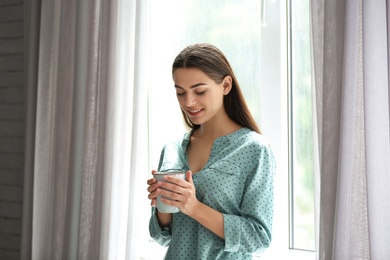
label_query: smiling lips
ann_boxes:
[187,108,203,117]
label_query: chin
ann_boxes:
[189,117,205,126]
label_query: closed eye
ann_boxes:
[196,90,206,95]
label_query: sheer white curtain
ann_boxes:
[21,0,150,259]
[311,0,390,259]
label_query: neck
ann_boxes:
[195,115,241,139]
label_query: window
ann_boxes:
[288,0,315,252]
[142,0,315,259]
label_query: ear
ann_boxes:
[222,76,233,95]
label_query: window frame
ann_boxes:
[287,0,316,252]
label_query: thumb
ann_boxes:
[186,170,193,183]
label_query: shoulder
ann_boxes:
[234,129,275,165]
[236,130,276,176]
[157,131,191,171]
[234,128,273,151]
[221,128,274,161]
[159,130,191,159]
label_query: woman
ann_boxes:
[147,43,275,259]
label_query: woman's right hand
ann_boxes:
[147,170,162,207]
[147,170,174,227]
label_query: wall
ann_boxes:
[0,0,24,259]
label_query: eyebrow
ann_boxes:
[174,83,207,89]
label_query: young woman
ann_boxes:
[147,43,275,259]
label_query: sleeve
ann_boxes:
[222,142,276,253]
[148,146,172,247]
[148,207,172,247]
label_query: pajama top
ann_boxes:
[149,127,276,260]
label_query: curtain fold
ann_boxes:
[21,0,41,258]
[125,1,151,259]
[311,0,390,259]
[21,0,150,259]
[363,1,390,258]
[310,1,345,258]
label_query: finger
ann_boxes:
[148,170,158,182]
[147,181,162,193]
[160,196,180,207]
[164,175,187,186]
[148,188,162,200]
[159,181,183,194]
[186,170,193,184]
[159,188,182,201]
[147,178,157,185]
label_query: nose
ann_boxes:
[183,93,197,107]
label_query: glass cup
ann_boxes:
[154,171,186,213]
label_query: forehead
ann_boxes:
[173,68,213,86]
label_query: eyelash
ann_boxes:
[176,91,206,97]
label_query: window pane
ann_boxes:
[290,0,315,251]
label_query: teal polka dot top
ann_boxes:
[149,128,276,260]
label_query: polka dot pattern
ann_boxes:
[149,128,276,260]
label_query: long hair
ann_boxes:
[172,43,261,134]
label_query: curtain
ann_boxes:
[21,0,151,259]
[311,0,390,259]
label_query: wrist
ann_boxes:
[157,210,172,227]
[189,200,205,220]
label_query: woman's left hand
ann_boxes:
[158,170,200,217]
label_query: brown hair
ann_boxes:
[172,43,261,134]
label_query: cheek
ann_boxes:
[212,92,225,105]
[176,96,184,105]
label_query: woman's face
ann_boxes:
[173,68,230,126]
